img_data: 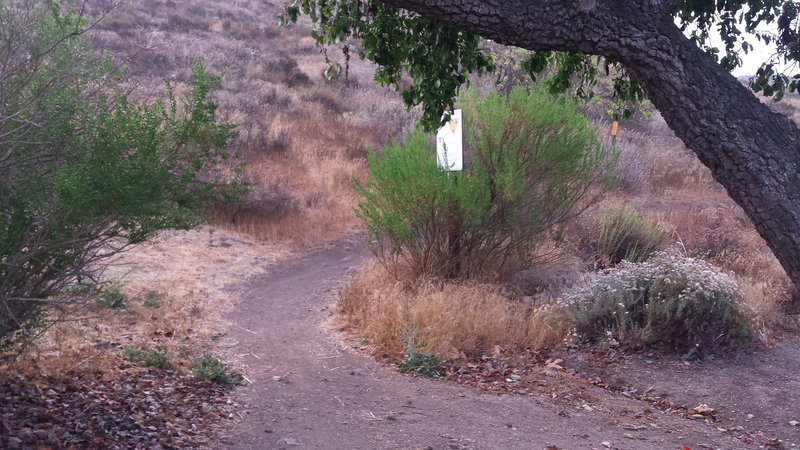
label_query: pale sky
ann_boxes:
[684,20,791,77]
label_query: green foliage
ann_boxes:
[279,0,494,130]
[96,283,126,310]
[123,346,172,369]
[64,284,97,296]
[394,329,444,377]
[0,1,244,359]
[395,347,444,378]
[564,251,756,358]
[143,291,162,308]
[190,356,244,387]
[283,0,800,125]
[355,87,615,279]
[586,203,669,268]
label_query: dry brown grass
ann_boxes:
[14,228,290,379]
[85,0,415,247]
[213,105,385,244]
[338,262,568,360]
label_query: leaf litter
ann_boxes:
[0,359,238,449]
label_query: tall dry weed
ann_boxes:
[338,262,568,359]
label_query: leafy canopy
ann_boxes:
[280,0,800,126]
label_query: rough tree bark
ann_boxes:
[383,0,800,290]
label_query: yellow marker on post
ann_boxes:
[611,120,619,137]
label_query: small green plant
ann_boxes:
[395,347,445,377]
[563,251,755,357]
[143,290,162,308]
[122,345,172,369]
[122,345,145,360]
[586,203,668,267]
[64,284,96,295]
[97,282,126,309]
[190,356,244,386]
[394,328,444,377]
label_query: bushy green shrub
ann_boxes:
[355,86,615,279]
[0,2,244,359]
[586,203,669,267]
[564,251,755,357]
[190,356,244,387]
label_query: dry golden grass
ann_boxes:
[338,262,568,360]
[213,105,384,244]
[84,0,415,247]
[14,227,290,379]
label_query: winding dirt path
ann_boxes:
[222,236,747,449]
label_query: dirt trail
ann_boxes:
[222,236,749,449]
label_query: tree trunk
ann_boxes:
[385,0,800,289]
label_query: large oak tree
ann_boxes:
[283,0,800,291]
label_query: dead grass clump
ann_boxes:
[581,201,669,268]
[338,262,568,359]
[301,85,348,113]
[605,116,716,193]
[214,105,387,244]
[224,181,300,222]
[259,55,312,87]
[611,139,651,193]
[97,7,145,38]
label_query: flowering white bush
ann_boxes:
[563,251,755,357]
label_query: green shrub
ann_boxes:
[586,203,668,267]
[355,86,615,279]
[122,346,172,369]
[0,2,244,359]
[190,356,244,386]
[96,283,126,309]
[564,251,755,357]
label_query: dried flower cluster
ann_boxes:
[562,251,755,357]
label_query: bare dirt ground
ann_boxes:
[221,235,800,449]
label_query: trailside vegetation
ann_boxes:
[280,0,800,296]
[0,0,244,359]
[355,87,615,279]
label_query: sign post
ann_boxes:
[611,120,619,145]
[436,109,463,171]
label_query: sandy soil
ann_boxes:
[219,235,800,449]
